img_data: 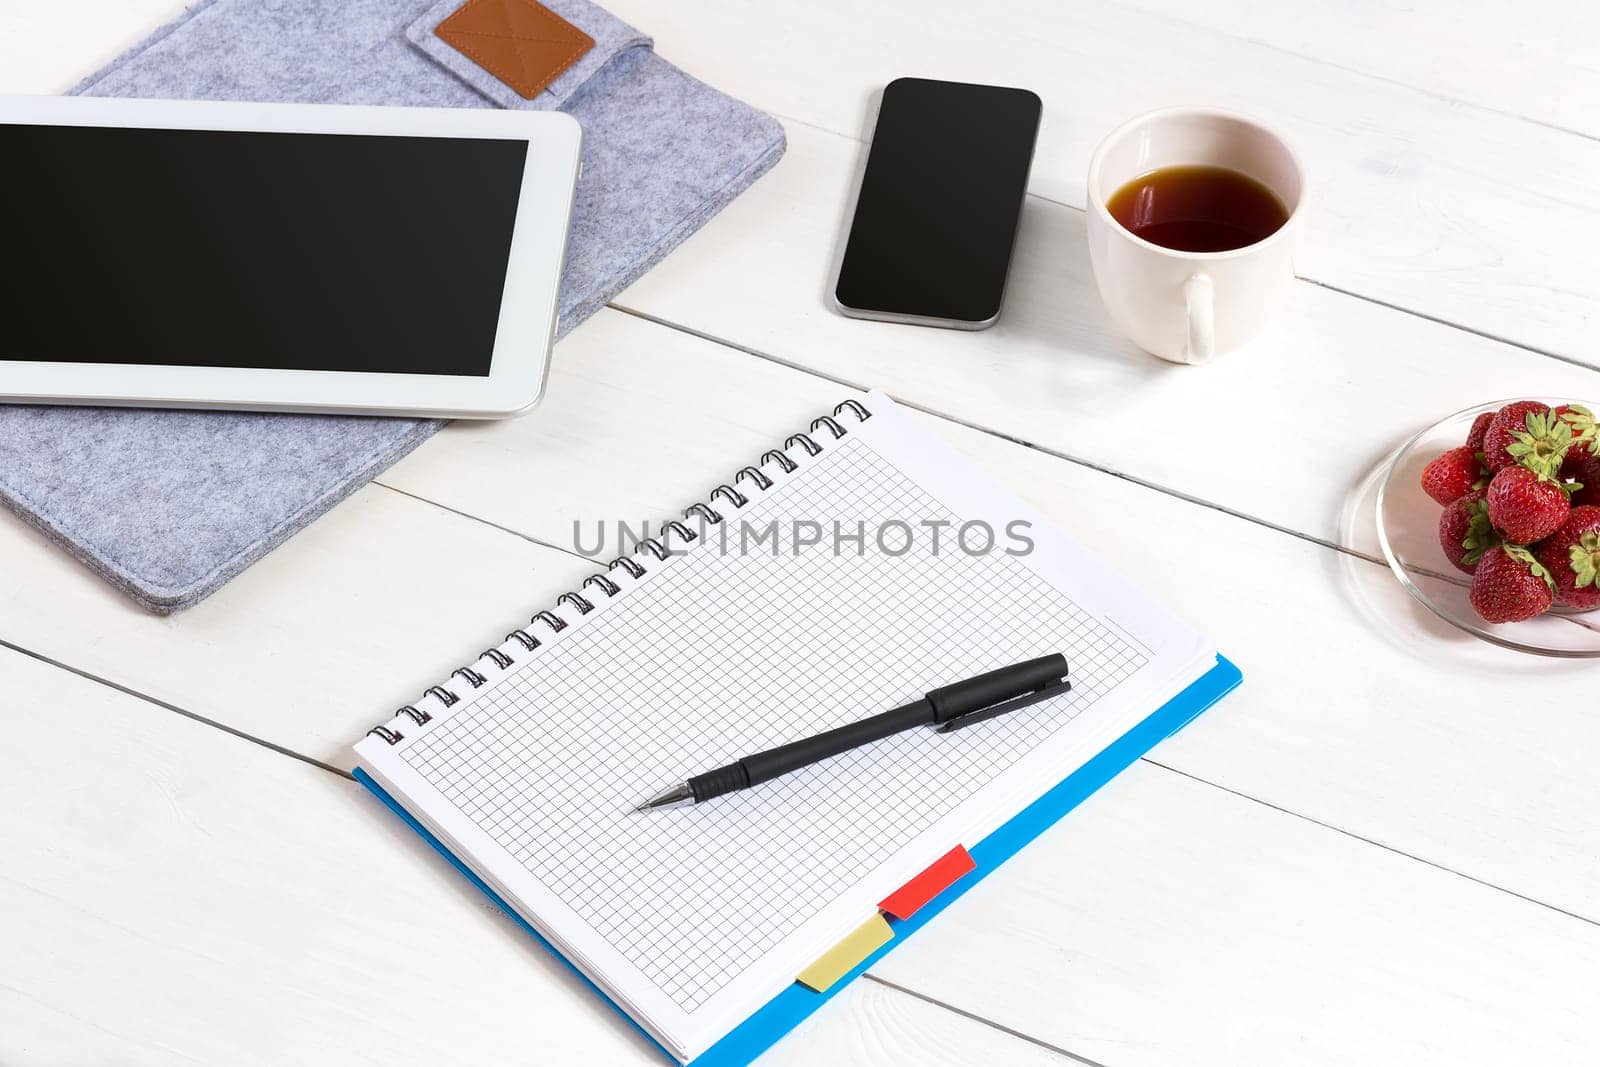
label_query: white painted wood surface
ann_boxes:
[608,118,1600,553]
[3,1,1599,1064]
[1118,0,1600,137]
[608,0,1600,361]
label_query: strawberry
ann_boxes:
[1504,408,1578,478]
[1534,505,1600,611]
[1486,465,1571,543]
[1555,403,1600,477]
[1469,544,1555,623]
[1566,452,1600,508]
[1481,400,1553,473]
[1438,491,1496,573]
[1465,411,1495,451]
[1555,402,1597,438]
[1419,446,1486,506]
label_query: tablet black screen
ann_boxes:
[0,124,529,376]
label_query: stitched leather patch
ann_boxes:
[435,0,595,100]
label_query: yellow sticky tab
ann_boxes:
[796,914,894,992]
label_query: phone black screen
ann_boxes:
[0,123,529,376]
[835,78,1041,326]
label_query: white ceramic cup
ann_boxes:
[1086,107,1306,365]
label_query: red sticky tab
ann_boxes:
[879,845,976,920]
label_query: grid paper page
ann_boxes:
[398,433,1148,1014]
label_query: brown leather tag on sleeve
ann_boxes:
[435,0,595,100]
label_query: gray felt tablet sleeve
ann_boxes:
[0,0,783,613]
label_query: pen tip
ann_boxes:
[635,782,695,812]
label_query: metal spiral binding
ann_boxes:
[785,433,821,457]
[609,557,646,579]
[835,398,871,422]
[557,591,594,615]
[660,520,698,545]
[583,574,622,597]
[364,396,873,745]
[811,415,846,439]
[736,466,772,491]
[761,449,798,473]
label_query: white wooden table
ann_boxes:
[4,2,1599,1063]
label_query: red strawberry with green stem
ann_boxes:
[1534,505,1600,611]
[1481,401,1552,473]
[1470,544,1555,623]
[1555,403,1600,478]
[1438,491,1496,574]
[1420,446,1488,506]
[1555,402,1597,438]
[1503,408,1578,479]
[1486,465,1572,543]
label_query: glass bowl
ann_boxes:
[1375,398,1600,658]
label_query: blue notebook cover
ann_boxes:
[355,654,1240,1066]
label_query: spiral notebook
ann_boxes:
[352,392,1235,1065]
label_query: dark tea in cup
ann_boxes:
[1105,164,1288,253]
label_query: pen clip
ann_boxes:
[935,678,1072,734]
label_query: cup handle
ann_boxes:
[1183,273,1214,366]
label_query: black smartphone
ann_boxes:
[834,77,1042,330]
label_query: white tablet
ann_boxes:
[0,95,581,418]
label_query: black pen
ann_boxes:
[636,653,1070,811]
